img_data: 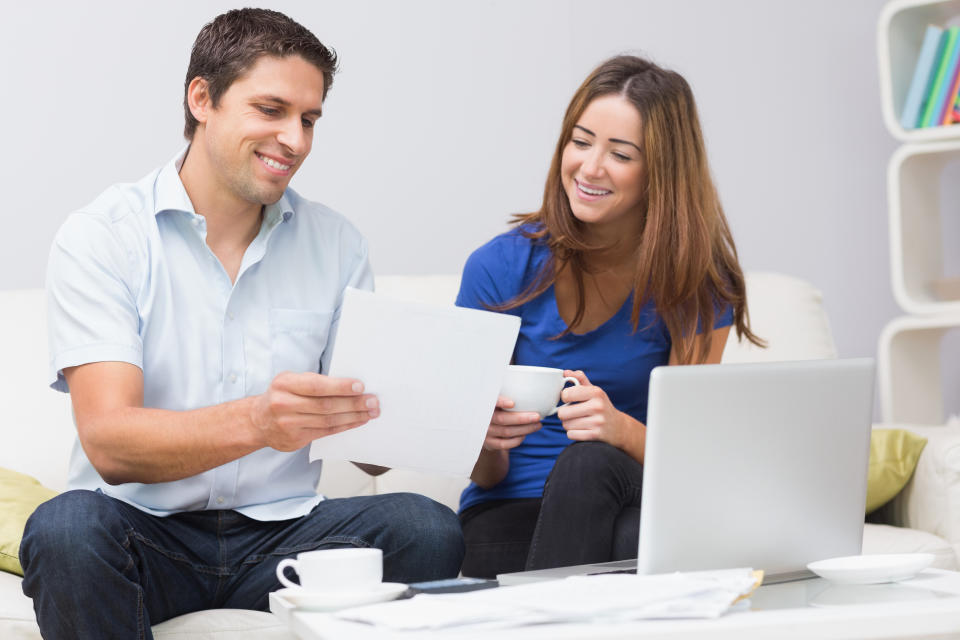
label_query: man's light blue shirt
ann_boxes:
[46,148,373,520]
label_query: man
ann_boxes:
[20,8,463,639]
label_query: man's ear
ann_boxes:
[186,77,212,126]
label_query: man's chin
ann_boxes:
[251,185,287,206]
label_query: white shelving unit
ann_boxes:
[877,0,960,424]
[888,140,960,314]
[878,0,960,143]
[879,314,960,423]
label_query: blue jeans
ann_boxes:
[21,489,464,640]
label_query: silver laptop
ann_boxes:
[498,358,875,586]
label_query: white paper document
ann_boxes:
[334,570,761,631]
[309,287,520,476]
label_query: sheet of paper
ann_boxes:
[309,287,520,476]
[334,569,761,631]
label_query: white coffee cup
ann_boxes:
[500,365,581,418]
[275,547,383,592]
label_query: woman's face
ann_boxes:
[560,94,646,238]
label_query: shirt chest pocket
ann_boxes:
[269,308,334,376]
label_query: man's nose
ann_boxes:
[277,118,309,156]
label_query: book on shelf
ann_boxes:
[902,24,944,129]
[933,27,960,125]
[943,61,960,125]
[919,26,959,128]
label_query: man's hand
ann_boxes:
[250,371,380,451]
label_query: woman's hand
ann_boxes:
[557,370,646,461]
[482,396,542,451]
[471,397,542,489]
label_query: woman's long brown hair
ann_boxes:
[497,55,763,363]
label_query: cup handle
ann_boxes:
[547,377,581,416]
[276,558,300,589]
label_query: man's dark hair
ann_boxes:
[183,8,338,139]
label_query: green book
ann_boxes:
[920,26,960,127]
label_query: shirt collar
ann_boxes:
[153,145,296,224]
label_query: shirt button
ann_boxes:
[227,312,235,321]
[229,373,238,383]
[216,496,225,505]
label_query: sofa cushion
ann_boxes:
[722,272,837,363]
[0,570,294,640]
[866,429,927,514]
[0,469,57,576]
[152,609,294,639]
[0,289,76,493]
[862,523,958,570]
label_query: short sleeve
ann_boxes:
[46,213,142,392]
[455,233,527,314]
[714,300,734,330]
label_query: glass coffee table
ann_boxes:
[271,569,960,639]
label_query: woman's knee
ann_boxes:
[550,441,630,481]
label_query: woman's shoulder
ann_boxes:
[458,223,550,309]
[467,223,548,266]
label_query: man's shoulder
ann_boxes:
[55,168,162,248]
[74,168,162,225]
[283,188,366,243]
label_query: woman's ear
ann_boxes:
[186,77,212,127]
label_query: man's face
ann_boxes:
[197,54,325,207]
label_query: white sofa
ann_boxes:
[2,272,959,639]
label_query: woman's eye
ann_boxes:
[571,139,590,149]
[612,152,631,162]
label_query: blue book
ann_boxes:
[901,24,944,129]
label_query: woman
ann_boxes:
[455,55,763,578]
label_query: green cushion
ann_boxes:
[866,429,927,514]
[0,468,57,576]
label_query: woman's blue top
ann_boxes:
[456,226,733,512]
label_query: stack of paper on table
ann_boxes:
[334,570,762,632]
[310,288,520,477]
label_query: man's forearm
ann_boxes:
[78,397,262,485]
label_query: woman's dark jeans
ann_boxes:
[21,490,464,640]
[460,441,643,578]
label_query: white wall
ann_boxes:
[3,1,956,412]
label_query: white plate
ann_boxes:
[274,582,408,612]
[807,553,934,585]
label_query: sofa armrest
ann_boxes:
[888,420,960,559]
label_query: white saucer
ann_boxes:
[807,553,934,585]
[274,582,408,611]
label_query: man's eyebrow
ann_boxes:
[252,94,323,117]
[573,124,641,153]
